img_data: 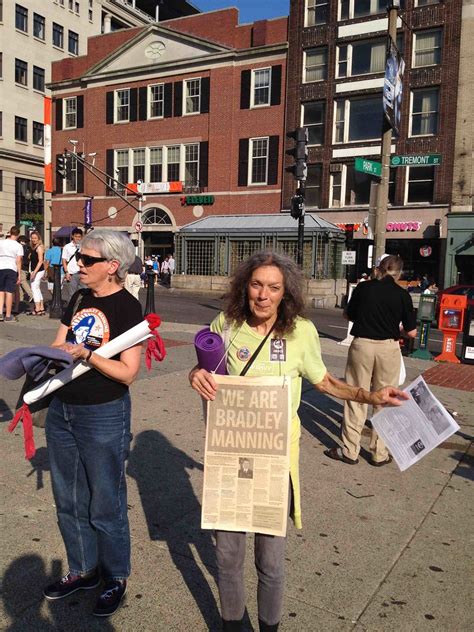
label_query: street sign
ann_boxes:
[341,251,356,265]
[135,220,143,232]
[20,220,34,227]
[355,158,382,177]
[391,154,442,167]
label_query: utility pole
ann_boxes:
[288,127,308,268]
[374,1,400,264]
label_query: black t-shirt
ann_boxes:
[347,277,417,340]
[56,288,142,404]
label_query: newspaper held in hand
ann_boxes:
[202,375,291,537]
[372,376,460,471]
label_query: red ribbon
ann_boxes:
[145,313,167,369]
[8,403,35,460]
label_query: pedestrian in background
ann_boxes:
[125,254,142,300]
[17,235,32,305]
[62,228,83,302]
[28,231,46,316]
[161,255,171,288]
[325,254,417,467]
[0,226,23,322]
[45,238,63,293]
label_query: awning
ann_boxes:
[54,226,77,238]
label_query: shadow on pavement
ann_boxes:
[127,430,221,630]
[0,398,13,423]
[451,450,474,481]
[26,446,51,491]
[2,555,115,631]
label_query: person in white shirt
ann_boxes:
[168,254,175,275]
[0,226,23,322]
[160,255,171,288]
[62,228,83,301]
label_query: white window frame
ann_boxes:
[305,0,328,28]
[132,148,146,183]
[64,155,77,193]
[248,137,269,186]
[408,88,439,137]
[336,38,386,78]
[338,0,386,21]
[183,78,201,116]
[63,96,77,129]
[329,166,346,208]
[404,166,435,205]
[148,83,164,119]
[114,88,130,123]
[413,29,442,68]
[414,0,439,6]
[251,67,272,108]
[333,96,382,144]
[113,144,201,186]
[303,48,327,83]
[301,102,325,146]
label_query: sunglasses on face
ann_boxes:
[75,251,107,267]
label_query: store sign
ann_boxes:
[342,251,356,265]
[128,181,183,194]
[420,245,432,257]
[391,154,442,167]
[181,195,215,206]
[386,221,421,232]
[336,223,362,232]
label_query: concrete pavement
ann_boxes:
[0,313,472,631]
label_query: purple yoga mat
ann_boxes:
[194,327,227,374]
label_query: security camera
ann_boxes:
[69,139,78,145]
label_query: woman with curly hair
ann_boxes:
[189,251,407,632]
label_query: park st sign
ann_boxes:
[391,154,442,167]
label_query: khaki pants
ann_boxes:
[342,337,401,463]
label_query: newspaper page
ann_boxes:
[202,375,291,537]
[372,376,460,472]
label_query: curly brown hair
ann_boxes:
[223,251,306,336]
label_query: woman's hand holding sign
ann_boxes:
[189,366,218,401]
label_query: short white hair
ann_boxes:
[81,230,135,281]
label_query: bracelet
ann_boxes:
[85,349,93,363]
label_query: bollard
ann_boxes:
[144,269,156,315]
[49,264,63,319]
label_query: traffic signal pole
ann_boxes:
[373,3,399,265]
[297,181,305,267]
[288,127,308,268]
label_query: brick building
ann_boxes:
[49,8,288,259]
[284,0,464,285]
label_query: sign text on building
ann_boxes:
[391,154,442,167]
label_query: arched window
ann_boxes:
[142,208,172,225]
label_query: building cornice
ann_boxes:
[0,149,44,167]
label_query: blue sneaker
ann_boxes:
[93,580,127,617]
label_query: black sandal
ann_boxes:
[324,447,359,465]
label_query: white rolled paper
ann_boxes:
[24,319,153,405]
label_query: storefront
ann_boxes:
[444,212,474,286]
[316,206,448,284]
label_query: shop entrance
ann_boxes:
[141,207,175,260]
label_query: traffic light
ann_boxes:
[287,127,308,181]
[345,223,355,247]
[290,194,304,220]
[56,153,68,179]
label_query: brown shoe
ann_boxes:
[369,455,393,467]
[324,447,359,465]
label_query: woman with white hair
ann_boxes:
[43,230,142,618]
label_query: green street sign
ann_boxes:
[19,220,34,227]
[391,154,442,167]
[354,157,382,177]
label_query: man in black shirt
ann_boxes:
[325,255,417,466]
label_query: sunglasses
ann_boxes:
[75,251,107,267]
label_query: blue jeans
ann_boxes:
[46,393,132,580]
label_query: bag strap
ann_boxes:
[240,322,276,377]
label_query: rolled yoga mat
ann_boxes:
[194,327,227,374]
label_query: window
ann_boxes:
[410,88,439,136]
[334,95,383,143]
[303,102,325,145]
[150,147,163,182]
[345,165,372,205]
[414,30,442,67]
[148,84,164,119]
[68,30,79,55]
[339,0,386,20]
[63,97,77,129]
[133,148,145,183]
[68,0,73,9]
[15,116,27,142]
[249,138,269,185]
[306,0,328,27]
[336,39,386,78]
[115,89,130,122]
[252,68,271,106]
[304,48,327,82]
[75,1,80,13]
[33,66,45,92]
[15,4,28,32]
[65,155,77,193]
[167,146,181,181]
[53,23,64,48]
[33,13,45,40]
[33,121,44,146]
[185,144,199,186]
[330,170,343,207]
[184,78,201,114]
[15,59,28,86]
[415,0,439,6]
[89,9,93,21]
[407,166,435,203]
[306,165,322,207]
[0,53,3,79]
[115,150,129,187]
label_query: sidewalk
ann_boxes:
[0,316,472,631]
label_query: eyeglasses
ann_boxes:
[75,251,107,267]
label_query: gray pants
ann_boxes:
[62,273,83,302]
[216,530,286,625]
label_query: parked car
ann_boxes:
[435,284,474,324]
